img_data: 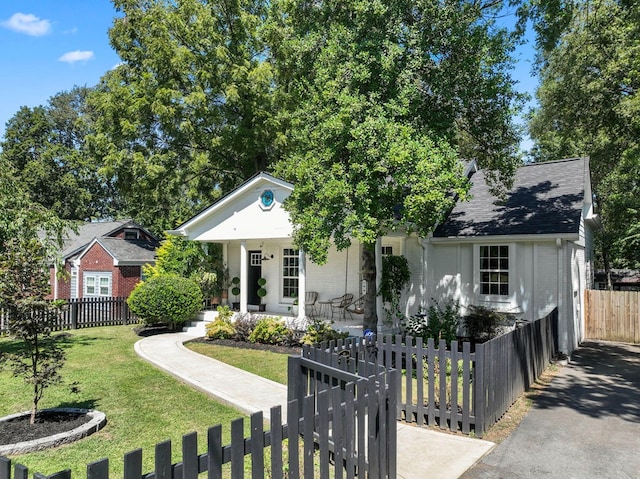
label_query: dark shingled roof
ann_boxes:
[433,158,588,237]
[96,238,159,263]
[61,219,138,258]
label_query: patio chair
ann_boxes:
[305,291,318,318]
[329,293,354,320]
[345,295,365,320]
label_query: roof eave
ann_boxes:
[429,232,580,244]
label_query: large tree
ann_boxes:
[268,0,525,330]
[1,86,119,221]
[88,0,281,233]
[526,0,640,272]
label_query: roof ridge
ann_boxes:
[521,157,587,168]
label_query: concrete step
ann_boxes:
[182,310,218,337]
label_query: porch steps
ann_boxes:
[182,310,218,337]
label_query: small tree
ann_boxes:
[127,274,203,328]
[0,157,69,424]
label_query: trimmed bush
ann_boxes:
[463,305,514,342]
[127,274,203,327]
[248,317,295,345]
[205,317,236,340]
[300,319,349,345]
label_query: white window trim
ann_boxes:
[282,248,299,300]
[84,272,112,297]
[473,243,515,303]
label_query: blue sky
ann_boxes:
[0,1,538,153]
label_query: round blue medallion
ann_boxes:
[261,189,274,207]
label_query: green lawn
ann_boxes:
[0,326,248,478]
[184,341,293,385]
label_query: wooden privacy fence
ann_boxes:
[585,289,640,344]
[0,368,396,479]
[0,297,136,333]
[474,308,558,433]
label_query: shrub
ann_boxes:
[300,319,349,346]
[463,305,512,342]
[425,299,460,347]
[248,317,294,345]
[233,313,258,342]
[127,274,203,327]
[205,317,235,340]
[404,299,460,348]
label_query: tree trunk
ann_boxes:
[361,243,378,332]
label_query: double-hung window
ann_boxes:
[282,248,299,299]
[479,245,509,296]
[84,272,112,297]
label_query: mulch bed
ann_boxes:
[186,337,302,355]
[0,411,88,445]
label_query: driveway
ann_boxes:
[462,340,640,479]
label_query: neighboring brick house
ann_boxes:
[50,220,159,300]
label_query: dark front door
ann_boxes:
[248,251,262,306]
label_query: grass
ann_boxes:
[0,326,249,478]
[184,341,292,385]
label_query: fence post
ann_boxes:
[474,342,486,437]
[122,299,129,326]
[71,300,78,330]
[287,356,303,420]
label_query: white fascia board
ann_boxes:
[170,173,293,236]
[428,233,580,244]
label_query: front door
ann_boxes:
[248,251,262,306]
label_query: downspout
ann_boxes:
[557,238,566,354]
[376,237,384,332]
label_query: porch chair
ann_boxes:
[345,295,365,320]
[329,293,354,320]
[305,291,319,318]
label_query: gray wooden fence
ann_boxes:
[0,364,396,479]
[298,308,558,437]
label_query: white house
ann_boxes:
[169,157,598,355]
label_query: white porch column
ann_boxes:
[376,237,384,332]
[222,242,229,305]
[240,240,248,313]
[298,249,307,319]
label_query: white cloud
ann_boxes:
[1,13,51,36]
[58,50,95,63]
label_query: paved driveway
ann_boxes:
[462,341,640,479]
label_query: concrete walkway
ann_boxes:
[135,331,495,479]
[461,341,640,479]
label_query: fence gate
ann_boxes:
[288,340,399,479]
[585,290,640,343]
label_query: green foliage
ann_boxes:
[257,277,267,303]
[463,305,508,342]
[248,317,295,345]
[231,277,241,300]
[0,86,119,221]
[380,255,411,327]
[527,0,640,268]
[404,299,460,347]
[300,319,349,346]
[0,156,70,423]
[88,0,280,233]
[270,0,524,330]
[205,317,235,340]
[127,274,203,327]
